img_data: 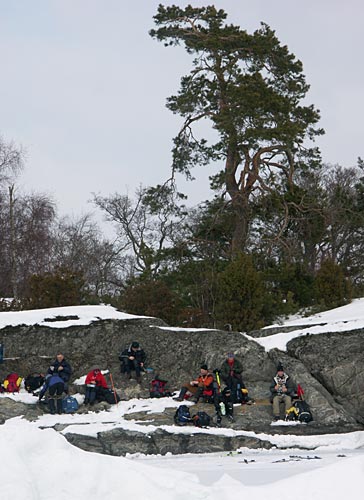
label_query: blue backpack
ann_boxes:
[174,405,192,425]
[62,396,79,414]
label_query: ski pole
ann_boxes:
[109,371,118,404]
[216,371,221,393]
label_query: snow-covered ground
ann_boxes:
[0,304,150,330]
[1,301,364,499]
[245,297,364,351]
[1,408,364,500]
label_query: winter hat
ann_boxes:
[200,364,208,370]
[227,352,235,358]
[276,362,284,372]
[131,341,140,348]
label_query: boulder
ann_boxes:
[286,330,364,424]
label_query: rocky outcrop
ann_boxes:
[1,312,363,456]
[65,426,272,456]
[0,397,43,423]
[268,349,357,426]
[0,317,275,398]
[286,330,364,425]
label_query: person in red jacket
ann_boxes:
[84,368,108,405]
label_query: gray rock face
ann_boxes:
[268,349,357,426]
[0,396,43,422]
[65,427,272,456]
[0,314,363,457]
[286,330,364,424]
[0,318,274,397]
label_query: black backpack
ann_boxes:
[98,387,120,404]
[286,400,313,423]
[192,411,211,428]
[24,373,45,393]
[295,400,313,423]
[174,405,192,425]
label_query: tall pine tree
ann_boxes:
[151,5,323,257]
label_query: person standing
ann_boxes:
[38,373,65,415]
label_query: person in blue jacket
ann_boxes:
[39,372,65,414]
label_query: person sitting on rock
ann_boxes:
[174,364,214,403]
[215,386,235,426]
[38,372,65,415]
[270,362,296,421]
[219,352,249,403]
[47,352,72,393]
[84,368,109,405]
[119,341,146,383]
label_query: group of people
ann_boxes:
[171,353,254,424]
[14,339,297,421]
[173,354,299,422]
[174,352,249,403]
[34,342,147,414]
[28,342,146,415]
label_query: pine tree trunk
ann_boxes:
[225,147,250,258]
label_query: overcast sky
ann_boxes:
[1,0,363,221]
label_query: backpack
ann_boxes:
[62,395,79,413]
[149,378,172,398]
[192,411,211,428]
[101,388,120,404]
[24,373,45,393]
[174,405,192,425]
[229,383,249,404]
[3,373,22,393]
[286,400,313,423]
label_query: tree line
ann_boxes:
[1,5,361,331]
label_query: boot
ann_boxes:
[89,388,97,404]
[173,387,187,402]
[56,397,63,415]
[48,398,56,415]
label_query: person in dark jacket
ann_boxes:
[270,362,296,421]
[220,353,245,391]
[119,342,146,383]
[47,353,72,392]
[38,373,65,415]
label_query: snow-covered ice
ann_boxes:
[1,413,363,500]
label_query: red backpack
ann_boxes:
[149,378,171,398]
[3,373,22,393]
